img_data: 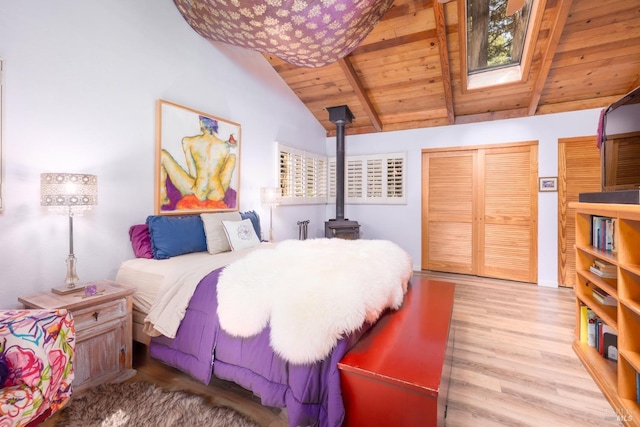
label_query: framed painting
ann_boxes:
[538,177,558,192]
[155,100,241,214]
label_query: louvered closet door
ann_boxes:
[421,150,477,274]
[558,136,600,287]
[479,144,538,283]
[422,142,538,283]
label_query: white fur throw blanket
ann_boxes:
[217,238,413,364]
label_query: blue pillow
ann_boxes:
[240,211,262,241]
[146,215,207,259]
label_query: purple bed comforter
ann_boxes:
[150,267,371,427]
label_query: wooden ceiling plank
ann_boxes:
[562,0,639,30]
[433,0,455,125]
[536,95,625,114]
[350,30,437,56]
[527,0,575,116]
[455,108,530,125]
[337,57,383,132]
[556,20,640,54]
[363,10,435,44]
[551,37,640,69]
[628,75,640,93]
[384,108,450,123]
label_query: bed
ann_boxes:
[115,212,413,427]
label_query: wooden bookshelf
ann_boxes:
[572,202,640,426]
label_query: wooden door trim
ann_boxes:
[421,140,538,154]
[557,135,599,287]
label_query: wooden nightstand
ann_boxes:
[19,280,136,394]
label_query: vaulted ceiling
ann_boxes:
[262,0,640,136]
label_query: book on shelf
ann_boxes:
[587,309,596,347]
[591,216,617,252]
[604,218,613,252]
[611,218,618,253]
[589,265,617,279]
[580,305,589,344]
[596,318,603,355]
[580,307,618,362]
[593,259,616,272]
[602,324,618,361]
[637,372,640,404]
[591,286,617,306]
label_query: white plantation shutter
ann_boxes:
[329,152,406,205]
[315,157,328,198]
[386,156,404,198]
[278,143,328,205]
[293,153,304,198]
[279,150,292,197]
[329,161,337,198]
[367,158,383,198]
[347,159,363,199]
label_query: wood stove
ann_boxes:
[325,105,360,240]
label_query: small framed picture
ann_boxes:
[539,177,558,192]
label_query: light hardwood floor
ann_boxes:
[44,271,622,427]
[422,271,622,427]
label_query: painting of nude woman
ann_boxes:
[155,100,241,214]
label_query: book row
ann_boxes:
[579,305,640,403]
[579,306,617,360]
[591,216,617,253]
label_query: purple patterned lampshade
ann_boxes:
[172,0,395,68]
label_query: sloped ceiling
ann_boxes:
[177,0,640,136]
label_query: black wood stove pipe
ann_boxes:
[335,120,346,220]
[327,105,354,221]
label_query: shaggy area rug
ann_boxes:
[54,382,260,427]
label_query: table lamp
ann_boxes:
[260,187,281,242]
[41,173,98,294]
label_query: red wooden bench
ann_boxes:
[338,277,456,426]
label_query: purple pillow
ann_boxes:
[129,224,153,259]
[0,353,8,387]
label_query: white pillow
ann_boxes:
[200,212,242,254]
[222,219,261,251]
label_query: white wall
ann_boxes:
[327,109,603,287]
[0,1,609,309]
[0,0,326,308]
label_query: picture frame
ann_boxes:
[155,99,241,214]
[539,177,558,192]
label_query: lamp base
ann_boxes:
[52,253,84,294]
[51,283,88,295]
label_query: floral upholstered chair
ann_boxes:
[0,309,75,427]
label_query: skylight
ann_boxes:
[465,0,534,89]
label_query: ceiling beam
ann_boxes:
[527,0,574,116]
[338,57,383,132]
[433,0,455,125]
